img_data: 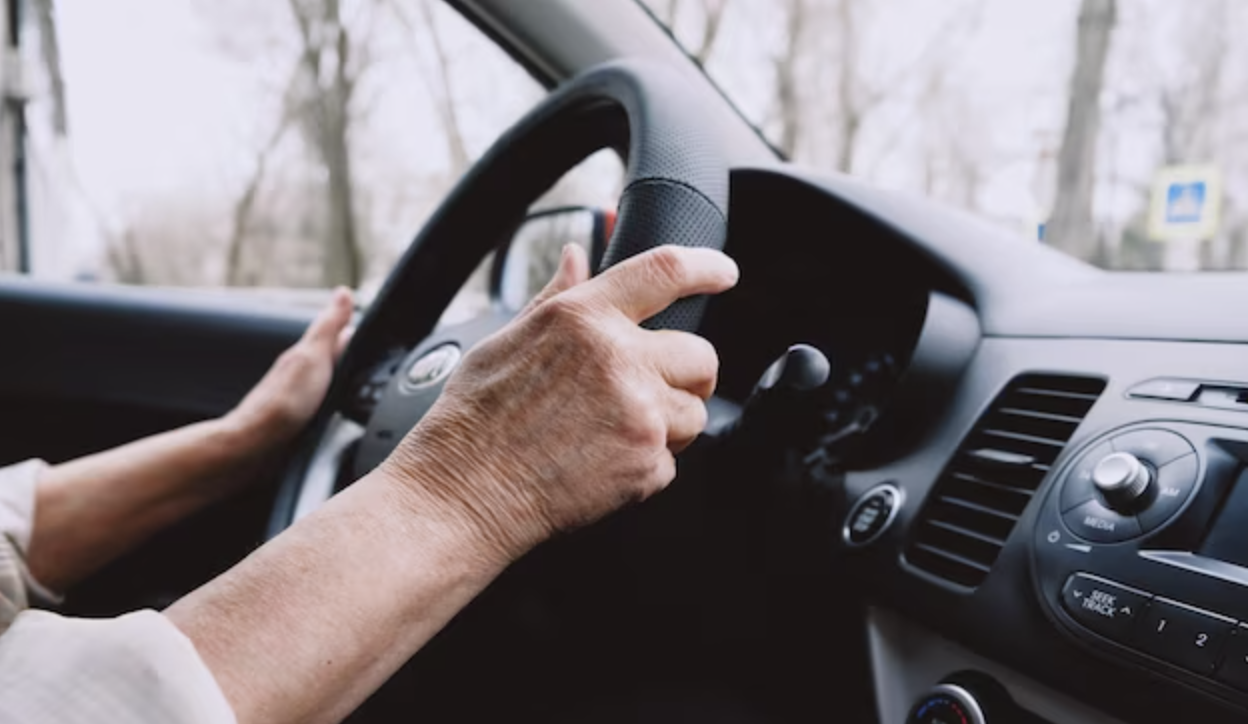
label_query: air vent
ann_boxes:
[906,373,1106,589]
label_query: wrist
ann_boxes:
[376,417,551,569]
[186,416,280,503]
[370,458,521,577]
[218,405,295,459]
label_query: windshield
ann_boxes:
[642,0,1245,272]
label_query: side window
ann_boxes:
[5,0,620,304]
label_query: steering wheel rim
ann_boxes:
[266,58,731,539]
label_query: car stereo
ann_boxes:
[1033,421,1248,705]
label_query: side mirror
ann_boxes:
[493,206,615,311]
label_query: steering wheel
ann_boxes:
[266,59,732,537]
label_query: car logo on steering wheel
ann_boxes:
[405,344,462,390]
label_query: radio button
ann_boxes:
[1215,626,1248,692]
[1063,499,1142,543]
[1136,598,1234,674]
[1138,453,1200,533]
[1111,429,1194,468]
[1061,442,1114,512]
[1061,573,1150,642]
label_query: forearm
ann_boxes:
[164,465,506,724]
[27,416,271,592]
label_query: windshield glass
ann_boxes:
[641,0,1245,272]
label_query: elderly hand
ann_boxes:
[27,289,357,593]
[382,244,739,564]
[227,287,355,449]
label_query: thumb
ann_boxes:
[522,244,590,315]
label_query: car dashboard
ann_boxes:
[711,167,1248,724]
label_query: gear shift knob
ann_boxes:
[754,344,832,395]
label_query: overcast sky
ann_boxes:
[58,0,263,213]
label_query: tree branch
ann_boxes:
[225,102,296,286]
[389,0,472,175]
[692,0,726,65]
[33,0,68,135]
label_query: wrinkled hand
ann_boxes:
[383,244,739,565]
[228,288,355,447]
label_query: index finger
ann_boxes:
[573,246,739,324]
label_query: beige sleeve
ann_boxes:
[0,460,57,626]
[0,610,238,723]
[0,462,237,723]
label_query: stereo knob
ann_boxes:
[1093,452,1152,511]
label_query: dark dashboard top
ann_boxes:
[741,165,1248,344]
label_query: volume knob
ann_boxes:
[1092,452,1152,510]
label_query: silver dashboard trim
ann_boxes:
[1139,550,1248,588]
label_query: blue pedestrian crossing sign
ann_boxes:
[1148,165,1222,242]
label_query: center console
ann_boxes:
[1033,419,1248,705]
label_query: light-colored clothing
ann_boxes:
[0,461,236,723]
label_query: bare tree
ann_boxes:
[388,0,471,177]
[644,0,727,66]
[1157,0,1232,268]
[772,0,808,158]
[105,193,232,287]
[1046,0,1117,261]
[287,0,368,288]
[195,0,377,288]
[105,231,147,285]
[914,70,986,214]
[658,0,681,27]
[691,0,727,65]
[831,0,863,172]
[225,105,296,286]
[1157,2,1228,166]
[774,0,983,174]
[33,0,67,135]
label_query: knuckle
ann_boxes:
[531,296,590,336]
[645,246,690,289]
[620,394,666,447]
[645,454,677,493]
[689,335,719,377]
[689,397,709,431]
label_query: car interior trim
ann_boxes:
[291,414,365,524]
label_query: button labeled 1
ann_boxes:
[1136,598,1234,674]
